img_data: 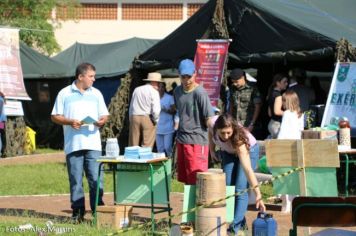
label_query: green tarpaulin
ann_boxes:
[53,37,159,78]
[21,38,158,148]
[20,43,71,79]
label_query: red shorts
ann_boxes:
[176,142,209,185]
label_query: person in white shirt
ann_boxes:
[277,90,304,139]
[129,72,162,147]
[277,89,303,213]
[156,82,176,157]
[51,63,109,223]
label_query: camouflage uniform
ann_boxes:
[229,82,261,127]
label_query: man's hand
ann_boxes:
[71,119,82,130]
[51,115,82,130]
[94,115,109,128]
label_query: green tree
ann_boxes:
[0,0,79,55]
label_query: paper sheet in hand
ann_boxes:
[81,116,97,124]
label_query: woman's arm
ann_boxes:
[237,144,266,212]
[273,96,284,116]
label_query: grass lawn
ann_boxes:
[0,162,186,195]
[0,158,274,234]
[0,216,149,235]
[0,162,272,197]
[0,163,71,195]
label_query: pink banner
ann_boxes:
[194,40,229,106]
[0,28,30,100]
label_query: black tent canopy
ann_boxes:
[103,0,356,143]
[138,0,356,70]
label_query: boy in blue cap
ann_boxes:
[173,59,214,185]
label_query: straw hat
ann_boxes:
[143,72,163,83]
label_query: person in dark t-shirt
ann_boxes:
[173,59,214,185]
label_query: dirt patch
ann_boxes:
[0,152,65,166]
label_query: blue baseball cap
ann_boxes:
[178,59,195,76]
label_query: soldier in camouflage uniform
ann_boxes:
[228,68,262,133]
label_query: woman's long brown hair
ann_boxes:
[213,114,250,150]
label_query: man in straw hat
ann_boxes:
[129,72,162,147]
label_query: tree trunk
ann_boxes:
[3,116,27,157]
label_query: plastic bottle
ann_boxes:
[338,118,351,149]
[252,212,277,236]
[105,138,119,157]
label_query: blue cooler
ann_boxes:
[252,212,277,236]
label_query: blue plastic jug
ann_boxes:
[252,212,277,236]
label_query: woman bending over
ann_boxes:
[209,114,266,234]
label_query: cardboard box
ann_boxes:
[302,130,337,140]
[96,205,132,229]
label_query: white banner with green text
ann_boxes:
[322,62,356,136]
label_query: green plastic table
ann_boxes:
[93,157,172,233]
[339,149,356,196]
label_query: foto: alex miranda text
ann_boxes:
[5,225,75,233]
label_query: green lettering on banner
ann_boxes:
[331,93,337,104]
[344,93,350,105]
[330,93,356,106]
[351,94,356,107]
[336,93,344,105]
[337,63,350,82]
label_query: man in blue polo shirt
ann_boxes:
[51,63,109,223]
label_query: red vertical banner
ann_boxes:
[194,39,230,106]
[0,28,30,100]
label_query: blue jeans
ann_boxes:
[156,133,174,158]
[66,150,103,212]
[221,143,259,232]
